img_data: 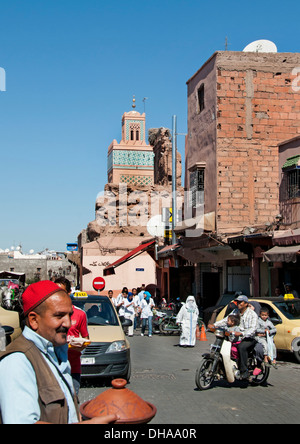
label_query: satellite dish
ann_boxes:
[147,215,165,237]
[29,249,35,254]
[243,40,277,53]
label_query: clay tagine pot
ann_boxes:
[80,379,157,424]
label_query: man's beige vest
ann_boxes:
[0,335,80,424]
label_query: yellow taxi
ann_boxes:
[216,297,300,362]
[0,291,132,381]
[71,292,131,381]
[0,306,22,342]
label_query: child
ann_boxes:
[255,308,277,368]
[226,314,241,361]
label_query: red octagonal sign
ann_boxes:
[92,276,106,291]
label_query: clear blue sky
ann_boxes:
[0,0,299,253]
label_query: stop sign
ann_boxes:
[92,277,106,291]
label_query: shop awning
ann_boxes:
[103,240,156,276]
[157,243,181,257]
[0,271,26,285]
[263,245,300,263]
[273,228,300,246]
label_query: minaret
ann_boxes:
[107,97,154,186]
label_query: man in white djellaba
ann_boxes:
[176,296,199,347]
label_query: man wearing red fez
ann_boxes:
[0,281,117,424]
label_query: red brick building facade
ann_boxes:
[186,51,300,234]
[182,51,300,302]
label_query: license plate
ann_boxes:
[81,357,95,365]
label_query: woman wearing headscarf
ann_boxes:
[139,291,155,337]
[176,296,199,347]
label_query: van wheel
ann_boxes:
[124,361,132,383]
[294,350,300,363]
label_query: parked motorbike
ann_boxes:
[159,313,205,336]
[159,313,181,335]
[152,309,167,334]
[0,286,21,311]
[195,328,270,390]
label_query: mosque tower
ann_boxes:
[107,96,154,186]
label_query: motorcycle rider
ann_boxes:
[209,295,260,380]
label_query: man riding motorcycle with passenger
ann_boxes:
[208,295,263,380]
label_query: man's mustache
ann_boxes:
[56,326,69,334]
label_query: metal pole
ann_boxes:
[172,115,177,244]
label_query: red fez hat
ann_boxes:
[22,280,66,316]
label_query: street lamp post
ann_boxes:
[172,115,177,245]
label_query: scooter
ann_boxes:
[159,313,181,335]
[195,328,270,390]
[0,286,19,311]
[152,309,167,334]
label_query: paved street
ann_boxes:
[79,332,300,424]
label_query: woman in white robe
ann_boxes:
[176,296,199,347]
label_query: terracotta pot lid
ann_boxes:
[80,379,157,424]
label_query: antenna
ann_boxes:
[225,36,228,51]
[143,97,149,114]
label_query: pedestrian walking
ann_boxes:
[176,295,199,347]
[138,284,146,302]
[140,291,155,337]
[116,289,128,323]
[124,292,135,337]
[132,288,141,329]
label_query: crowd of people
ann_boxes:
[1,274,293,423]
[107,287,200,347]
[107,285,155,337]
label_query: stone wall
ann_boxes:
[0,254,77,284]
[149,127,182,187]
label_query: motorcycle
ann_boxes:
[152,309,167,334]
[159,312,205,336]
[0,286,20,311]
[159,313,181,335]
[195,328,270,390]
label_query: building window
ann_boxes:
[197,84,205,113]
[286,169,300,199]
[129,123,141,142]
[190,168,205,209]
